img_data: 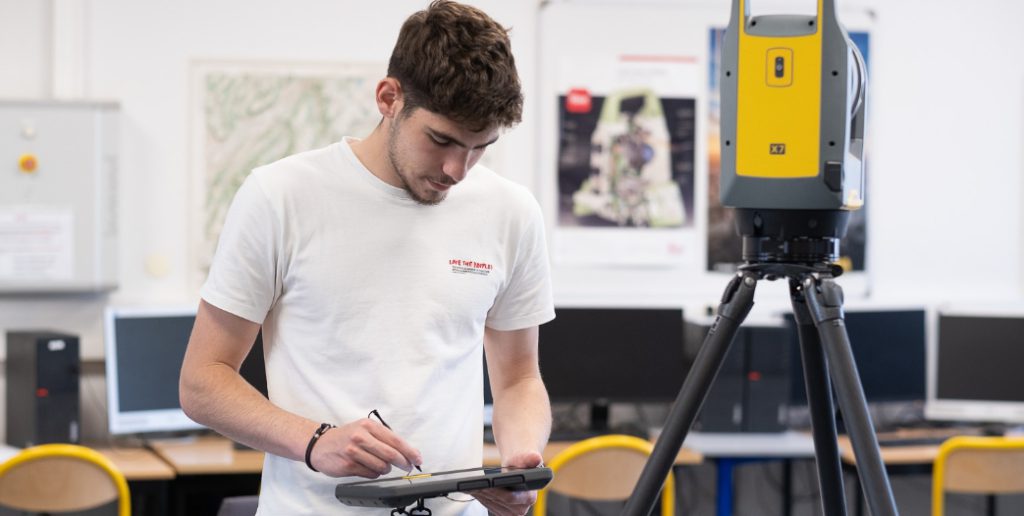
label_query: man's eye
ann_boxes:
[430,137,451,146]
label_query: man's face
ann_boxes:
[385,107,500,205]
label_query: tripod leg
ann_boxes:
[622,273,758,516]
[790,279,847,516]
[803,276,899,516]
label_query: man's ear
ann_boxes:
[375,78,403,118]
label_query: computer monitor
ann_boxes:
[787,309,927,405]
[926,312,1024,424]
[538,307,687,432]
[104,306,267,435]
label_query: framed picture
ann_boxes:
[188,60,384,288]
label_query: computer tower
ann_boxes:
[688,322,791,432]
[687,321,745,431]
[6,331,80,446]
[744,327,791,432]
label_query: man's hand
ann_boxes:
[309,419,423,478]
[472,451,545,516]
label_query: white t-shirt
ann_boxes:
[200,138,555,515]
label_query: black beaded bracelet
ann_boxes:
[304,422,336,473]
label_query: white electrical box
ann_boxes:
[0,100,119,293]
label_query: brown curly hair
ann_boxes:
[387,0,523,131]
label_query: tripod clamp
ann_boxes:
[738,261,843,281]
[391,498,431,516]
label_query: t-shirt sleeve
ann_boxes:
[199,173,281,324]
[486,195,555,331]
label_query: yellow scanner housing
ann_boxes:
[736,0,822,178]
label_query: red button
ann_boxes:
[19,154,38,173]
[36,388,49,398]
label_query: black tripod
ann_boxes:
[622,259,899,516]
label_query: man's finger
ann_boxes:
[365,421,423,469]
[473,489,515,516]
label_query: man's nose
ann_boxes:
[442,151,472,182]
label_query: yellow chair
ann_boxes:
[0,443,131,516]
[535,434,676,516]
[932,436,1024,516]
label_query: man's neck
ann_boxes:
[349,128,401,188]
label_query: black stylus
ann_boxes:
[369,409,423,472]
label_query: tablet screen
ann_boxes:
[345,466,516,488]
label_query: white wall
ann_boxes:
[866,0,1024,302]
[0,0,51,98]
[1,0,1023,437]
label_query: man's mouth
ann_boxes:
[428,178,454,191]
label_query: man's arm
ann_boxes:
[179,300,421,477]
[472,325,551,516]
[484,325,551,458]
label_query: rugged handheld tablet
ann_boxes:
[336,466,553,508]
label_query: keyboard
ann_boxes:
[874,426,986,447]
[874,436,951,447]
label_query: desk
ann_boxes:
[0,444,176,481]
[94,446,177,480]
[148,437,264,516]
[94,446,176,516]
[684,431,817,516]
[148,436,264,475]
[0,445,19,463]
[153,436,699,474]
[837,434,944,467]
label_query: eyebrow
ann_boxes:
[426,128,499,150]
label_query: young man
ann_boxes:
[179,2,554,515]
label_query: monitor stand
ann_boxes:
[590,400,611,434]
[549,400,612,442]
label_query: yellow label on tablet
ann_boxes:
[402,473,432,480]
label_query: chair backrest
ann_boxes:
[0,443,131,516]
[932,436,1024,516]
[535,434,675,516]
[217,494,260,516]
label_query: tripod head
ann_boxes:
[718,0,867,266]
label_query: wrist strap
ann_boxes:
[305,422,336,473]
